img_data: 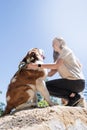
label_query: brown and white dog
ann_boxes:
[3,48,54,115]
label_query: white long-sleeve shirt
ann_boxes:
[57,46,85,80]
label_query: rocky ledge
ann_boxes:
[0,106,87,130]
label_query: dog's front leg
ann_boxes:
[36,79,54,106]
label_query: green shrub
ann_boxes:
[38,100,49,108]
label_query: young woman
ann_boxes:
[27,37,85,106]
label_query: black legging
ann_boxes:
[46,78,85,99]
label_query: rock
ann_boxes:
[0,106,87,130]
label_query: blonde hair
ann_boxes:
[54,37,66,49]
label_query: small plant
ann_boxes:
[38,100,49,108]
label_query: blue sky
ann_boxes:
[0,0,87,104]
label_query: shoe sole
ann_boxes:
[73,98,84,107]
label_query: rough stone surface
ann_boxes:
[0,106,87,130]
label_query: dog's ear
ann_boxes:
[22,57,26,63]
[21,52,29,63]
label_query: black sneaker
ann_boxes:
[66,94,81,106]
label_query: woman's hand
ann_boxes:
[48,69,57,77]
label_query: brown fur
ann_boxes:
[3,48,53,115]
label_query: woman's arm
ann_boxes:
[27,59,63,70]
[48,69,57,77]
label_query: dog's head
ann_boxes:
[19,48,45,68]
